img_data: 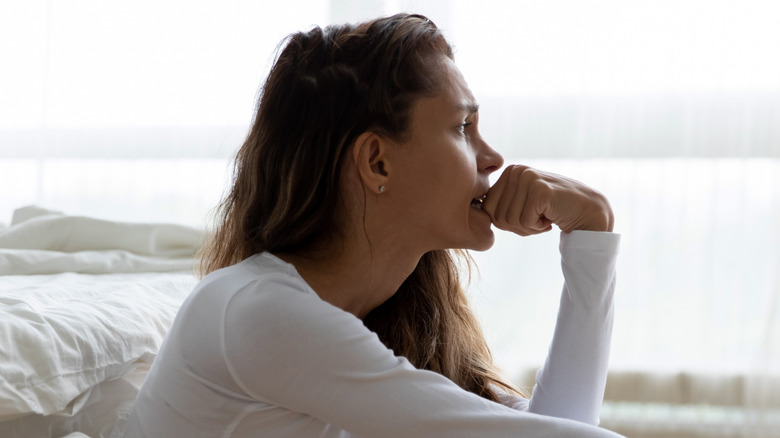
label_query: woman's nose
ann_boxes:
[478,140,504,174]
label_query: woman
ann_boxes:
[125,13,622,438]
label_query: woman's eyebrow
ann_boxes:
[455,102,479,114]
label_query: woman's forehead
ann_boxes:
[408,84,478,127]
[437,59,478,113]
[402,58,478,126]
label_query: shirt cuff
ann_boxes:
[559,230,620,253]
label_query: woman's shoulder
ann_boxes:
[182,252,368,355]
[197,252,313,298]
[178,252,320,329]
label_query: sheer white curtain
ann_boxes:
[444,2,780,436]
[1,1,778,436]
[0,0,331,226]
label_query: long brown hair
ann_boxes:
[200,13,522,402]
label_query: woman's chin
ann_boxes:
[463,207,495,251]
[465,229,495,252]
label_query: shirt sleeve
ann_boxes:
[525,230,621,425]
[220,269,624,438]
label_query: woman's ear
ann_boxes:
[352,131,391,194]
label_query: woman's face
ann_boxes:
[388,57,504,252]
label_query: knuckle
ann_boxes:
[502,165,518,179]
[495,213,510,227]
[518,167,541,184]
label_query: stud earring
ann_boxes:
[378,185,385,193]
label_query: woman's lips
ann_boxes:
[470,194,487,210]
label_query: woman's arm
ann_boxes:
[222,274,623,437]
[527,230,619,424]
[482,166,619,424]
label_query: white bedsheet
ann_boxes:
[0,206,200,438]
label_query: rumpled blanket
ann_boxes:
[0,206,201,275]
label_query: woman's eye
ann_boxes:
[458,122,472,135]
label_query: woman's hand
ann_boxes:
[482,165,614,236]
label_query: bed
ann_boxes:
[0,206,201,438]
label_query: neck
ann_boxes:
[275,236,421,319]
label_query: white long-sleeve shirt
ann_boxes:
[124,230,622,438]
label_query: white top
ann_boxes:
[124,230,622,438]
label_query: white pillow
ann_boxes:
[0,206,202,275]
[0,206,202,257]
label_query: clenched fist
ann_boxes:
[482,165,614,236]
